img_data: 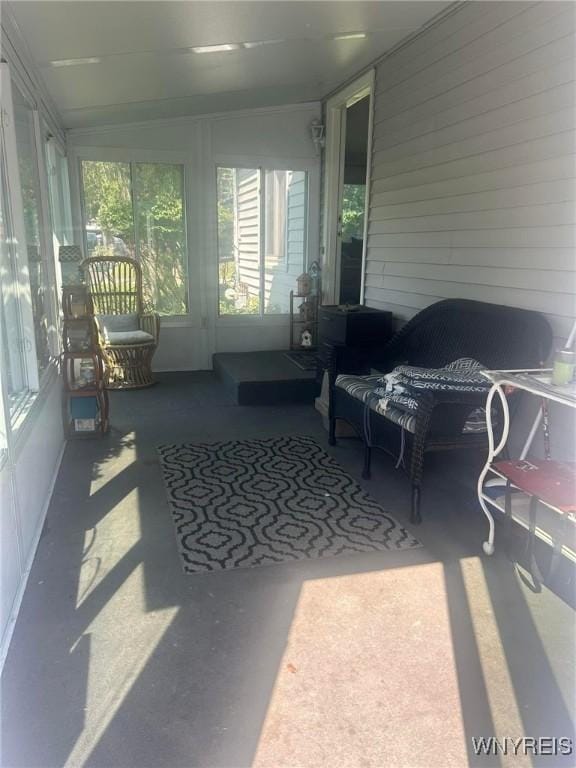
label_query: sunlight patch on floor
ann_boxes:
[76,488,143,609]
[253,562,467,768]
[67,562,178,767]
[460,556,530,768]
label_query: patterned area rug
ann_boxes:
[158,435,421,573]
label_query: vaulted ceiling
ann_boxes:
[8,1,450,129]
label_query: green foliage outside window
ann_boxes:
[82,161,188,316]
[341,184,366,242]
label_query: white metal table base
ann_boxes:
[477,369,576,555]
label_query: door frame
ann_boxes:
[322,69,375,306]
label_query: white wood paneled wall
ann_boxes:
[365,1,576,343]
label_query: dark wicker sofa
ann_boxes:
[327,299,553,525]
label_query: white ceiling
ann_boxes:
[9,1,450,129]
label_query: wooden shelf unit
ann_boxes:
[289,291,318,350]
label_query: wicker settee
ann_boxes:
[328,299,553,524]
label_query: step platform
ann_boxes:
[213,351,319,405]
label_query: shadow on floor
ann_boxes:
[1,373,574,767]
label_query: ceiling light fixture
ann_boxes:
[242,39,284,49]
[50,57,101,67]
[332,33,367,41]
[191,43,240,54]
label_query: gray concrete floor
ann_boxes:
[1,372,574,768]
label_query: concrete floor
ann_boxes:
[1,372,575,768]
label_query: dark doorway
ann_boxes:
[339,95,369,305]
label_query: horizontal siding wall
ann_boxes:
[267,171,307,312]
[236,169,261,297]
[365,0,576,343]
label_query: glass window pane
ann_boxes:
[133,163,188,316]
[81,160,135,259]
[58,152,73,240]
[81,160,188,317]
[264,170,307,314]
[218,167,261,315]
[12,81,50,375]
[0,137,27,411]
[46,140,71,251]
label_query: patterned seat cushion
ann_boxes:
[372,403,417,433]
[335,374,487,435]
[336,375,418,433]
[335,374,382,403]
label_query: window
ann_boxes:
[217,167,308,316]
[81,160,188,316]
[12,80,50,378]
[46,137,73,254]
[264,170,287,266]
[0,65,56,426]
[0,146,28,412]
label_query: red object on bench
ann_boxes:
[493,459,576,513]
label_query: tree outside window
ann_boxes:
[341,184,366,242]
[81,160,188,316]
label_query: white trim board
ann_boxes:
[0,438,65,674]
[70,145,193,165]
[66,102,322,139]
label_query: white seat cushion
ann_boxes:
[96,313,139,335]
[106,330,155,345]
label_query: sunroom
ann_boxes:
[1,2,575,766]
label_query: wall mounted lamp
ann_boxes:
[310,119,326,152]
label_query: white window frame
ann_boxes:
[45,136,71,309]
[0,62,67,456]
[45,136,73,248]
[74,147,192,324]
[34,119,62,363]
[0,65,42,399]
[264,169,288,269]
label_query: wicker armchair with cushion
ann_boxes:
[328,299,553,524]
[84,256,160,389]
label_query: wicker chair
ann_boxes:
[84,256,160,389]
[328,299,553,524]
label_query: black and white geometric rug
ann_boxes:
[157,435,421,573]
